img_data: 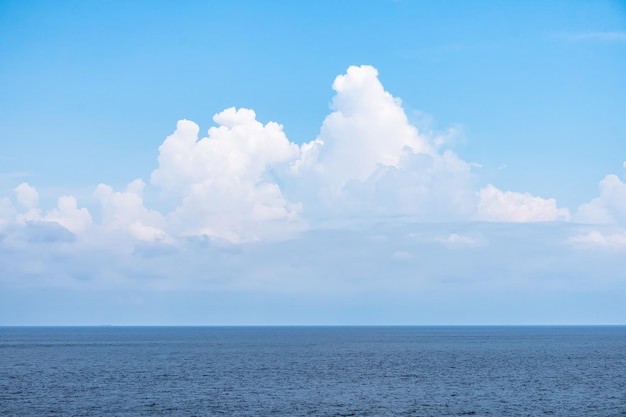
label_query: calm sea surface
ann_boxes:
[1,326,625,416]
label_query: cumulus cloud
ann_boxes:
[43,196,92,234]
[576,173,626,225]
[475,184,570,222]
[151,108,303,242]
[14,183,39,209]
[13,183,42,224]
[2,183,92,235]
[94,180,170,242]
[309,65,433,187]
[291,65,476,221]
[0,65,595,246]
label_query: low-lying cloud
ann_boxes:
[0,65,624,247]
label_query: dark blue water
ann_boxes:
[1,327,625,416]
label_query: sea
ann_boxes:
[1,326,625,416]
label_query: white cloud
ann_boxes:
[309,65,433,189]
[576,173,626,225]
[292,65,476,221]
[43,195,93,234]
[14,183,39,210]
[150,108,303,242]
[475,184,570,222]
[94,180,170,242]
[13,183,43,225]
[0,65,586,246]
[3,184,93,234]
[437,233,478,246]
[2,221,622,297]
[2,65,626,324]
[568,230,626,249]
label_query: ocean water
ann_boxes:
[1,327,625,416]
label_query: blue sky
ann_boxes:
[1,0,625,325]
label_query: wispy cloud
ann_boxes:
[557,31,626,42]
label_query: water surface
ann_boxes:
[1,326,625,416]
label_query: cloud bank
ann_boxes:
[2,65,623,246]
[1,64,625,300]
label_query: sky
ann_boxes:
[1,0,625,325]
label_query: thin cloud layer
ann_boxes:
[1,221,624,296]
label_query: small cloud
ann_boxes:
[475,184,570,222]
[391,250,412,260]
[436,233,478,246]
[14,183,39,210]
[568,230,626,249]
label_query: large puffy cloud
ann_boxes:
[320,149,477,221]
[309,65,433,188]
[150,108,303,242]
[476,184,571,222]
[147,65,532,232]
[291,65,477,221]
[292,65,568,223]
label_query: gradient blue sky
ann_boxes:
[1,0,625,325]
